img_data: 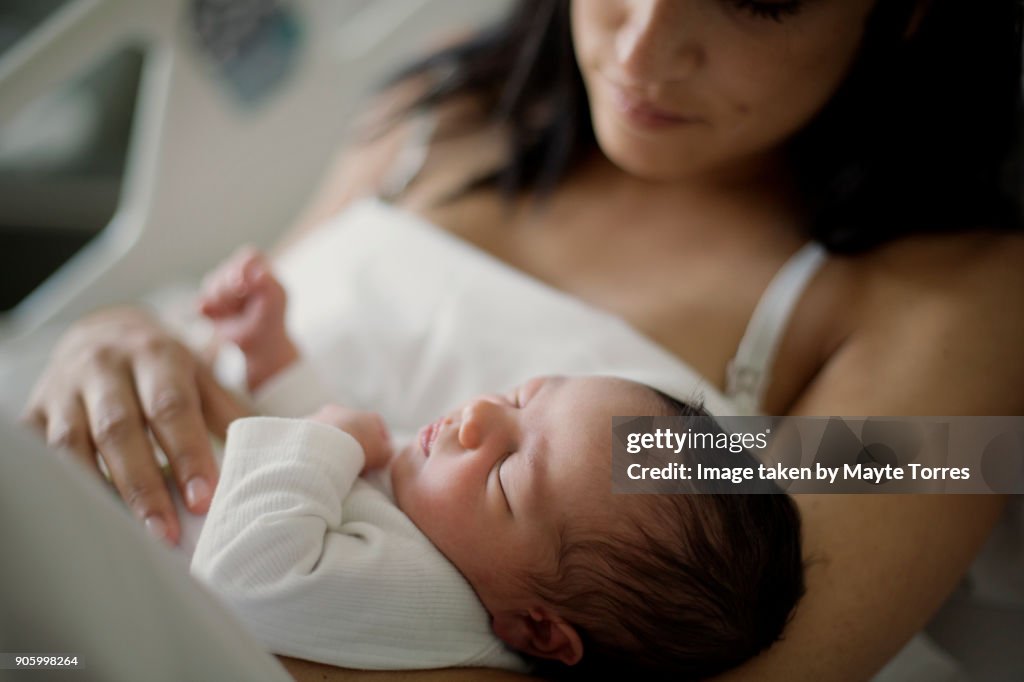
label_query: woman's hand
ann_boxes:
[21,306,251,544]
[307,405,393,472]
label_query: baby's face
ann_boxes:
[390,375,659,616]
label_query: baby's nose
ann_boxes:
[457,398,505,450]
[458,415,480,449]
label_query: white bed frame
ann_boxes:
[0,0,508,340]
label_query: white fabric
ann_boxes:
[269,197,739,424]
[191,416,525,672]
[251,353,337,417]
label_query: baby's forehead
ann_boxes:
[535,377,666,448]
[563,375,666,408]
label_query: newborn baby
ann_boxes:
[191,248,805,679]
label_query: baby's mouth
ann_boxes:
[418,418,444,457]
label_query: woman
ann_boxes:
[24,0,1023,679]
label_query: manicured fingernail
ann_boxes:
[144,515,168,540]
[185,477,211,509]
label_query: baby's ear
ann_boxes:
[492,607,583,666]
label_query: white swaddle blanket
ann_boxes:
[269,196,738,435]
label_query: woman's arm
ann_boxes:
[714,233,1024,681]
[716,495,1006,682]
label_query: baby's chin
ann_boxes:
[387,442,423,505]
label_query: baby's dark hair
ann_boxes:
[526,390,805,681]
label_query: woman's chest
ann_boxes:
[416,191,853,413]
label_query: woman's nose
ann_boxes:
[615,0,702,84]
[457,397,510,451]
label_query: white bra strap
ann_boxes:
[377,110,439,202]
[726,242,827,414]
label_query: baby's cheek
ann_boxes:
[392,471,438,519]
[389,456,419,506]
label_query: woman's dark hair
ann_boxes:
[383,0,1023,253]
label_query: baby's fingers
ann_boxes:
[198,248,262,317]
[232,247,271,288]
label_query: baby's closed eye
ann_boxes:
[497,454,515,514]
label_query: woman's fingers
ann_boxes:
[23,371,101,477]
[79,366,181,545]
[19,401,47,435]
[133,343,220,517]
[20,307,247,544]
[44,398,101,477]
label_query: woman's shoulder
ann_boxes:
[794,228,1024,415]
[272,79,493,254]
[271,80,426,253]
[863,228,1024,278]
[851,229,1024,314]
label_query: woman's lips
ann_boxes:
[608,83,700,129]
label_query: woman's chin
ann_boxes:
[594,125,711,183]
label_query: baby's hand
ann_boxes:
[308,405,393,472]
[197,246,297,391]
